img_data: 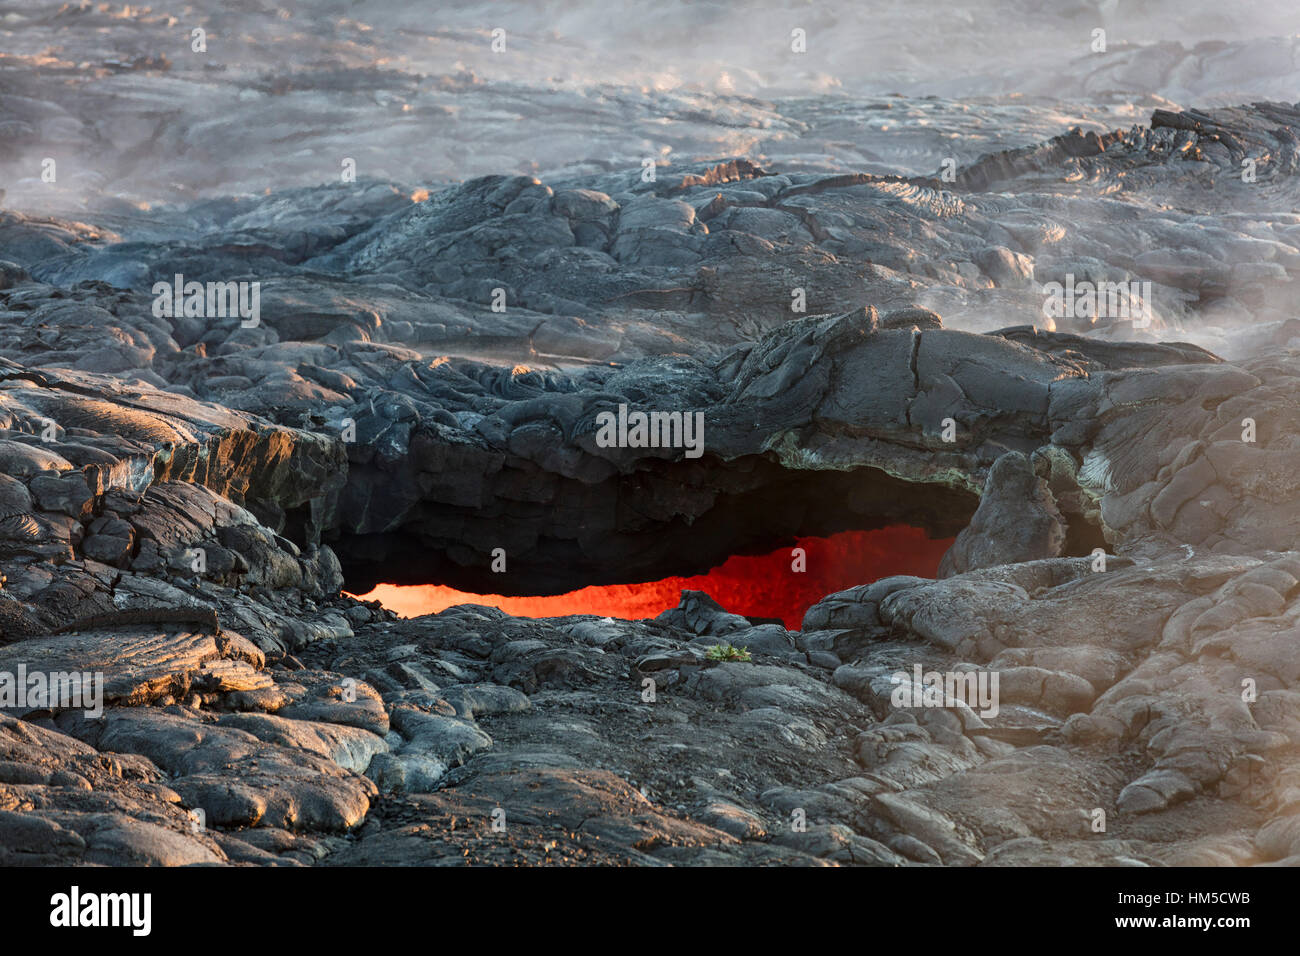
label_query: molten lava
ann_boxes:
[351,526,952,629]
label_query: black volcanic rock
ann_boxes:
[1,2,1300,866]
[938,451,1068,576]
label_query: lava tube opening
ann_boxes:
[349,525,953,629]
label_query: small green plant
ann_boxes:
[706,643,751,662]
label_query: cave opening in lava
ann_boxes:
[351,525,955,629]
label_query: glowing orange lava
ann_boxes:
[349,526,952,630]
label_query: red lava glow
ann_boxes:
[350,526,953,630]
